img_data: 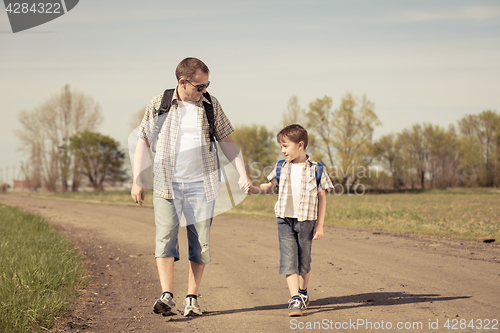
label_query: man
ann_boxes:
[131,57,250,317]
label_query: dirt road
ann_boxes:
[1,194,499,332]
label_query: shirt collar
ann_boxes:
[281,155,314,167]
[172,86,211,106]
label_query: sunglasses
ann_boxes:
[185,79,210,92]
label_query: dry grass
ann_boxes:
[12,187,500,241]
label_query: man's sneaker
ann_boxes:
[288,298,304,317]
[153,292,177,316]
[183,297,202,316]
[299,293,309,309]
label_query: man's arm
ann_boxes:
[218,135,251,193]
[313,190,326,240]
[130,137,150,207]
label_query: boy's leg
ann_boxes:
[299,272,311,290]
[278,217,304,316]
[297,220,316,309]
[286,274,300,298]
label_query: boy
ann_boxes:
[249,124,333,316]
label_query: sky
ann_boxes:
[1,0,499,183]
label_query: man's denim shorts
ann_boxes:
[153,181,215,265]
[277,217,316,276]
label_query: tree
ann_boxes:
[306,93,380,189]
[397,124,429,189]
[332,93,381,188]
[15,85,103,191]
[231,125,279,183]
[457,110,500,187]
[305,96,336,168]
[69,131,127,191]
[373,133,409,189]
[424,124,459,188]
[282,95,304,127]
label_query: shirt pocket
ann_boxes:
[306,176,317,193]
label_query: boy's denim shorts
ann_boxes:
[277,217,316,276]
[153,181,215,265]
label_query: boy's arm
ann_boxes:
[313,190,326,240]
[249,182,276,194]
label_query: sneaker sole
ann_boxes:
[153,300,177,316]
[288,311,303,317]
[184,309,202,317]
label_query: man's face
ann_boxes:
[178,69,209,102]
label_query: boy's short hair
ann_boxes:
[175,57,210,81]
[277,124,308,149]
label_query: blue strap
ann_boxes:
[276,160,323,187]
[276,159,285,184]
[316,162,323,188]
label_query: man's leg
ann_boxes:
[152,191,181,316]
[187,261,205,295]
[182,181,214,316]
[156,257,175,293]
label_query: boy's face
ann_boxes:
[280,137,305,163]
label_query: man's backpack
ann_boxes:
[152,88,216,150]
[275,159,324,188]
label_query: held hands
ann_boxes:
[238,175,252,194]
[313,225,323,240]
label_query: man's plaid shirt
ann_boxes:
[138,88,234,202]
[267,157,333,221]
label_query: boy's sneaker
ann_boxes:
[288,298,304,317]
[153,292,177,316]
[183,297,202,316]
[299,293,309,309]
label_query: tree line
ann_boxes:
[17,86,499,192]
[16,85,126,192]
[232,94,500,191]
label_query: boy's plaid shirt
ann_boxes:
[138,88,234,202]
[267,157,333,221]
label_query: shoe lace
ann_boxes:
[288,298,301,308]
[299,294,308,307]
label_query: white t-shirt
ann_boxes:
[284,163,303,218]
[173,101,204,182]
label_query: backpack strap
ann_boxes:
[202,92,216,144]
[276,159,285,184]
[315,162,323,188]
[153,89,216,150]
[276,159,324,188]
[155,89,175,116]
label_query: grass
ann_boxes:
[12,187,500,241]
[0,204,86,333]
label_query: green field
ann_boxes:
[13,187,500,241]
[0,204,86,333]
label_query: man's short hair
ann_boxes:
[175,57,210,81]
[277,124,308,149]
